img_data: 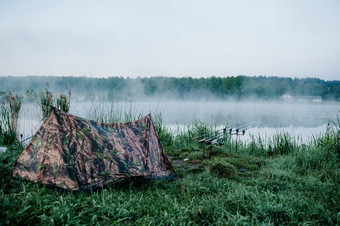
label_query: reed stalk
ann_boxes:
[0,93,21,145]
[40,86,71,120]
[8,94,21,136]
[40,87,54,121]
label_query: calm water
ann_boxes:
[18,101,340,144]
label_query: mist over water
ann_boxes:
[16,100,340,144]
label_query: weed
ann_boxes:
[56,89,71,113]
[0,93,21,145]
[40,87,53,121]
[209,160,235,178]
[272,131,297,155]
[1,104,339,225]
[40,86,71,121]
[7,93,21,136]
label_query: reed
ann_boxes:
[0,93,21,145]
[85,100,144,123]
[153,112,173,147]
[7,94,21,136]
[40,87,54,121]
[0,103,16,145]
[271,131,298,155]
[1,103,339,225]
[40,87,72,121]
[56,89,71,113]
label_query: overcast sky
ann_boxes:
[0,0,339,80]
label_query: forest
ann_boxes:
[0,75,340,101]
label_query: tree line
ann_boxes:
[0,75,339,101]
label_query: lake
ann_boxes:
[17,101,340,144]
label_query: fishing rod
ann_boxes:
[197,130,224,143]
[232,122,259,132]
[205,132,225,143]
[210,134,228,145]
[198,129,226,143]
[243,122,263,130]
[200,122,260,148]
[210,127,239,145]
[236,122,258,130]
[192,128,225,140]
[194,122,248,141]
[229,122,264,136]
[228,121,256,132]
[238,122,264,133]
[230,124,254,135]
[200,127,230,143]
[226,122,245,128]
[226,122,247,131]
[202,133,225,143]
[230,129,245,136]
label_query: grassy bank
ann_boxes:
[0,112,339,225]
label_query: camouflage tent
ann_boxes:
[12,108,175,191]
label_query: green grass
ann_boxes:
[40,86,72,121]
[0,99,19,146]
[1,110,339,225]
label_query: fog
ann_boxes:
[1,76,338,144]
[70,100,338,128]
[1,76,340,103]
[16,100,340,145]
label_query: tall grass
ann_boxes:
[40,87,53,121]
[0,93,21,145]
[0,103,16,145]
[290,122,340,181]
[7,94,21,136]
[272,131,298,155]
[56,90,71,113]
[40,87,71,121]
[1,144,338,225]
[153,112,173,147]
[84,100,144,123]
[1,103,339,225]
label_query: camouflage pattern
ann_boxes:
[12,107,175,191]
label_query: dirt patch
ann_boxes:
[170,157,205,174]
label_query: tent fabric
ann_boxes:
[12,108,175,191]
